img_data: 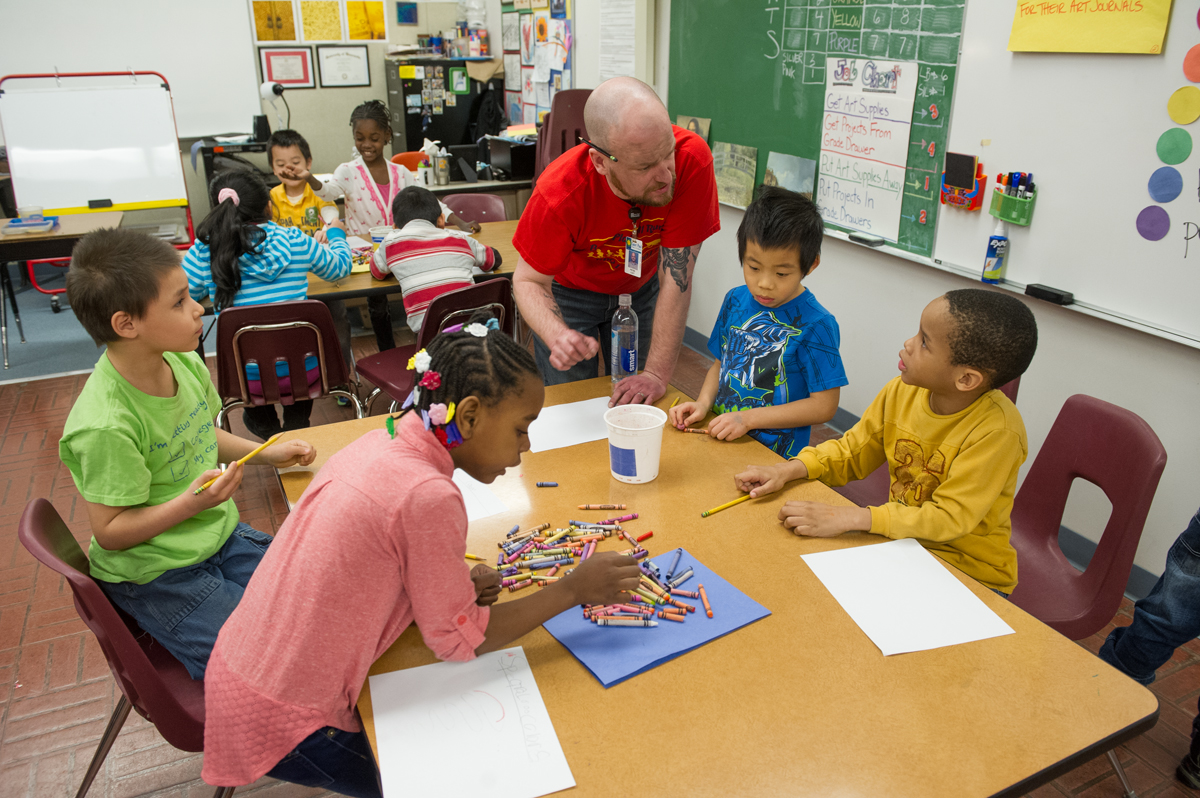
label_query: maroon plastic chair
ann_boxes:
[356,279,515,413]
[441,193,508,224]
[1008,395,1167,640]
[534,89,592,185]
[831,377,1021,507]
[17,499,235,798]
[213,300,364,431]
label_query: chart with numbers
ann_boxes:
[770,0,964,256]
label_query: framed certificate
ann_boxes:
[316,45,371,88]
[259,47,315,88]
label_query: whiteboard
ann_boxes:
[934,0,1200,341]
[0,0,260,139]
[0,85,188,213]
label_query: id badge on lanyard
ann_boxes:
[624,203,643,278]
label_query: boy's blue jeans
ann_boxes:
[267,725,381,798]
[1099,507,1200,745]
[532,277,659,385]
[101,523,272,680]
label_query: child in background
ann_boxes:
[735,289,1038,595]
[182,169,352,440]
[281,100,481,351]
[669,187,846,458]
[267,129,337,237]
[59,229,316,679]
[1099,507,1200,788]
[201,314,641,796]
[373,186,502,333]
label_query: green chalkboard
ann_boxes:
[668,0,965,258]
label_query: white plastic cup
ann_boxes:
[604,405,668,484]
[370,226,391,251]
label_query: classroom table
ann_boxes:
[275,377,1159,798]
[304,218,518,302]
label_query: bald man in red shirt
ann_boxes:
[513,77,720,406]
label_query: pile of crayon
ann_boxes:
[492,503,713,628]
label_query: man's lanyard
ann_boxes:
[624,201,644,278]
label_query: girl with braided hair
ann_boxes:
[279,100,481,351]
[200,313,642,796]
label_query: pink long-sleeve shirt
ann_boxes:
[201,411,489,786]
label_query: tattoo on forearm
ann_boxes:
[540,288,565,322]
[660,247,692,293]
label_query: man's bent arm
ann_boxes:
[643,244,701,386]
[513,256,569,343]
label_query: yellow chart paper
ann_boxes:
[1008,0,1172,54]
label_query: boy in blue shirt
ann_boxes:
[669,186,846,458]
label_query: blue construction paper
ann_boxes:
[542,548,771,687]
[1148,166,1183,203]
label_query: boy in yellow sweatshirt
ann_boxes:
[735,289,1038,594]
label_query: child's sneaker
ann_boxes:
[1178,752,1200,789]
[337,396,351,407]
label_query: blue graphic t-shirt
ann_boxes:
[707,286,848,458]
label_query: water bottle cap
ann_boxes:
[619,293,631,306]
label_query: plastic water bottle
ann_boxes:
[611,294,638,382]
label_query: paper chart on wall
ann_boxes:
[501,11,521,52]
[370,647,575,798]
[452,469,508,523]
[816,58,918,243]
[527,396,611,453]
[503,54,521,91]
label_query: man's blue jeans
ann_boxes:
[1099,507,1200,744]
[267,725,381,798]
[532,277,659,385]
[101,523,272,679]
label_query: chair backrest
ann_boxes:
[416,279,515,349]
[1008,394,1167,639]
[17,500,206,751]
[215,300,350,406]
[534,89,592,183]
[440,193,507,224]
[391,151,425,171]
[998,376,1020,404]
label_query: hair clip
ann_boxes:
[465,323,489,337]
[407,349,431,373]
[443,323,465,334]
[401,389,416,410]
[386,415,396,439]
[419,370,441,390]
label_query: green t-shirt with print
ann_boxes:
[59,351,239,584]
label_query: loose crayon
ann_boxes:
[666,548,683,582]
[657,610,686,622]
[700,494,752,518]
[670,589,699,599]
[682,427,709,435]
[465,553,486,562]
[669,396,680,410]
[699,584,713,618]
[598,513,638,525]
[578,504,626,510]
[594,618,658,627]
[668,568,694,588]
[536,482,558,487]
[506,524,521,537]
[635,531,653,543]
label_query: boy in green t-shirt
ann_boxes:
[59,229,318,679]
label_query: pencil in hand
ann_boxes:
[193,433,282,495]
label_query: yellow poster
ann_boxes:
[1009,0,1173,54]
[347,0,387,40]
[253,1,297,41]
[301,0,342,41]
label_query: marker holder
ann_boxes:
[939,171,985,211]
[989,188,1037,226]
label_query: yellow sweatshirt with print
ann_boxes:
[270,184,337,237]
[794,376,1027,593]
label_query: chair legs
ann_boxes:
[75,694,132,798]
[1107,749,1137,798]
[212,786,237,798]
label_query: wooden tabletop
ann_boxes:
[276,378,1158,798]
[305,219,518,301]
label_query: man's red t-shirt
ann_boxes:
[513,125,720,295]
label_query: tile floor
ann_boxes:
[0,336,1192,797]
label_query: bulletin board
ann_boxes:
[500,1,574,126]
[669,0,1200,346]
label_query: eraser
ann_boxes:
[848,232,885,247]
[1025,284,1074,305]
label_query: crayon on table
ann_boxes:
[594,618,658,627]
[700,494,752,518]
[699,584,713,618]
[536,481,558,487]
[682,428,709,435]
[578,504,626,510]
[465,553,486,562]
[194,433,281,494]
[669,396,680,409]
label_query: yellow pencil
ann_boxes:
[465,553,486,562]
[700,494,752,518]
[194,433,282,494]
[669,396,680,409]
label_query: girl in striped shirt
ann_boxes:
[182,168,352,438]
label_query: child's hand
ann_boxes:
[708,411,751,441]
[260,440,317,468]
[779,501,868,538]
[734,462,799,498]
[327,219,347,233]
[460,219,482,233]
[564,551,643,606]
[314,229,329,244]
[188,461,243,509]
[277,163,313,183]
[471,565,502,606]
[669,401,707,429]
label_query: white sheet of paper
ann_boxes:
[452,469,508,522]
[800,538,1015,656]
[532,44,553,82]
[370,647,575,798]
[527,396,611,453]
[346,235,372,249]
